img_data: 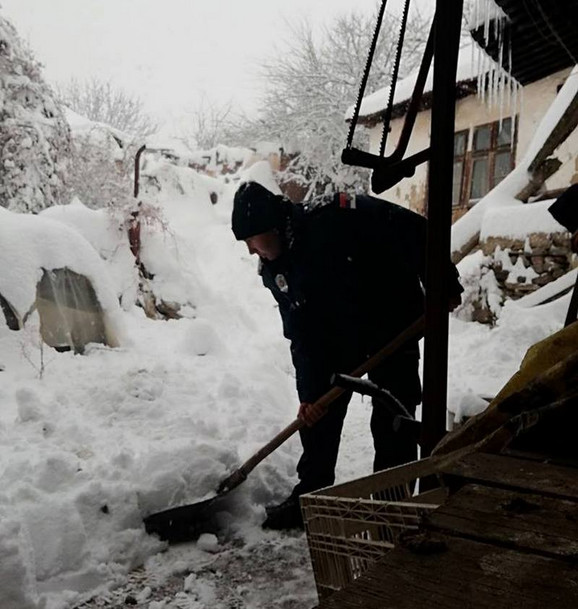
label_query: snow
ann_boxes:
[447,294,566,418]
[467,0,507,30]
[0,12,70,213]
[196,534,219,553]
[64,107,132,149]
[0,159,303,609]
[0,156,570,608]
[480,198,566,240]
[145,139,255,172]
[239,159,283,195]
[516,267,577,308]
[40,199,139,308]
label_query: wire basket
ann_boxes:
[301,457,444,599]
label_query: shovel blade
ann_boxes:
[144,494,228,543]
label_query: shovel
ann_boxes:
[144,315,425,542]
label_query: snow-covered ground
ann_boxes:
[0,160,568,609]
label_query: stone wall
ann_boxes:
[468,231,574,323]
[483,232,572,293]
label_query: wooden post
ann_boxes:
[421,0,464,458]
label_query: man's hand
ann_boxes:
[297,401,327,427]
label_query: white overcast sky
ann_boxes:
[0,0,412,129]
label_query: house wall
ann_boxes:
[368,67,577,217]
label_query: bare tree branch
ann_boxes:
[177,93,235,151]
[56,78,158,137]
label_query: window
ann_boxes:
[469,117,515,202]
[452,130,468,206]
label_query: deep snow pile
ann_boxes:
[447,295,567,422]
[0,160,301,609]
[0,157,569,609]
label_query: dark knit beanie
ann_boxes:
[548,184,578,233]
[231,181,285,240]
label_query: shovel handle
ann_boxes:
[218,315,425,493]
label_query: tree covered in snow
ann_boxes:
[62,110,136,211]
[0,12,71,213]
[55,79,157,212]
[232,7,429,198]
[56,78,158,138]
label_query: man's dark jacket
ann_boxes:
[259,194,463,403]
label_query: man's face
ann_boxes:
[244,230,282,261]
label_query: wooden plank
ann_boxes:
[319,534,578,609]
[423,483,578,560]
[500,446,578,468]
[501,448,578,470]
[438,453,578,501]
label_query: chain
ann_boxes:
[345,0,389,150]
[379,0,411,157]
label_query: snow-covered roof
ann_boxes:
[346,40,500,121]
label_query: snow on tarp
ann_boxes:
[451,64,578,255]
[0,207,122,336]
[40,199,139,308]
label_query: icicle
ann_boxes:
[498,21,506,123]
[511,79,520,151]
[471,0,520,124]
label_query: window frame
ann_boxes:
[452,129,469,207]
[459,116,517,208]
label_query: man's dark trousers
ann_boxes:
[293,352,420,496]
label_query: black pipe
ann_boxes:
[421,0,464,457]
[133,144,147,199]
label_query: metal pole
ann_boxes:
[134,144,147,199]
[421,0,464,457]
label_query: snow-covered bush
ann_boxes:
[454,250,504,324]
[0,12,71,213]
